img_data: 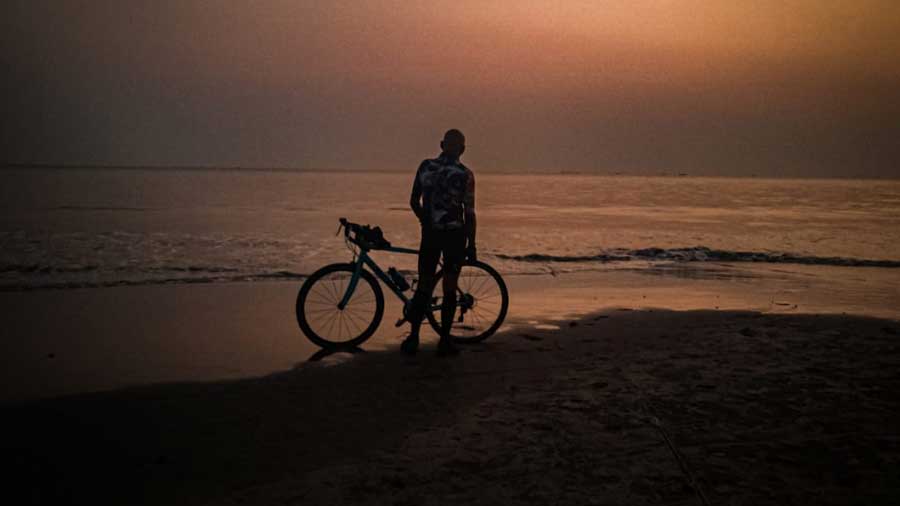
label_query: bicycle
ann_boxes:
[296,218,509,349]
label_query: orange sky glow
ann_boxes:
[4,0,899,176]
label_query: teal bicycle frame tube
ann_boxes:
[337,246,423,309]
[337,257,367,310]
[383,246,419,255]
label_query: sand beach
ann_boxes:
[4,267,900,505]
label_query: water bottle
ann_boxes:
[388,267,410,291]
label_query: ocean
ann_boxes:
[2,167,899,291]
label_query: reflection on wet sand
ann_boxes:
[306,346,365,363]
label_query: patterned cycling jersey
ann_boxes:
[414,154,475,231]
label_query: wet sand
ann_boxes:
[5,263,898,402]
[5,301,900,504]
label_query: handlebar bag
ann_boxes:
[360,225,392,249]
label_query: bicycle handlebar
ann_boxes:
[337,217,374,249]
[337,217,356,237]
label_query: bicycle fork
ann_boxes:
[336,261,365,310]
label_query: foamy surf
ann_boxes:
[495,246,900,268]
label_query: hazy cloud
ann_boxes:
[4,0,899,176]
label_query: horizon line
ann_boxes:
[3,162,898,181]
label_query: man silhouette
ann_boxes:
[403,129,477,356]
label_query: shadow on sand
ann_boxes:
[4,309,900,505]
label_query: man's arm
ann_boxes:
[464,170,477,259]
[410,162,425,224]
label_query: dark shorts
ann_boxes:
[418,226,466,279]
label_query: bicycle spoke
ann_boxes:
[345,308,363,334]
[478,301,501,317]
[346,312,363,336]
[320,279,333,304]
[471,277,496,297]
[341,311,352,340]
[464,274,481,295]
[479,291,500,305]
[306,296,336,306]
[317,313,335,337]
[338,311,350,340]
[323,281,339,305]
[329,278,341,304]
[472,272,491,299]
[306,306,341,315]
[344,304,375,319]
[469,307,485,334]
[348,311,361,336]
[343,308,366,333]
[323,312,338,338]
[309,287,332,305]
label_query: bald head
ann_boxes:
[441,129,466,158]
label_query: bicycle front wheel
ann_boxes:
[426,260,509,343]
[296,263,384,348]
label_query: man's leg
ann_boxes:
[402,228,440,354]
[436,229,466,355]
[440,265,460,338]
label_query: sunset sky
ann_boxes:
[4,1,899,177]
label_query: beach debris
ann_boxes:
[568,321,578,327]
[739,327,758,337]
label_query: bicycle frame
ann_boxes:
[337,244,424,310]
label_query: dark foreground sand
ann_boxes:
[5,309,900,505]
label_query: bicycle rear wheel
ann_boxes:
[296,263,384,348]
[426,260,509,343]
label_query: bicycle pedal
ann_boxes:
[395,317,408,327]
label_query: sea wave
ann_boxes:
[0,270,307,292]
[51,205,154,212]
[0,263,243,275]
[494,246,900,268]
[3,245,899,292]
